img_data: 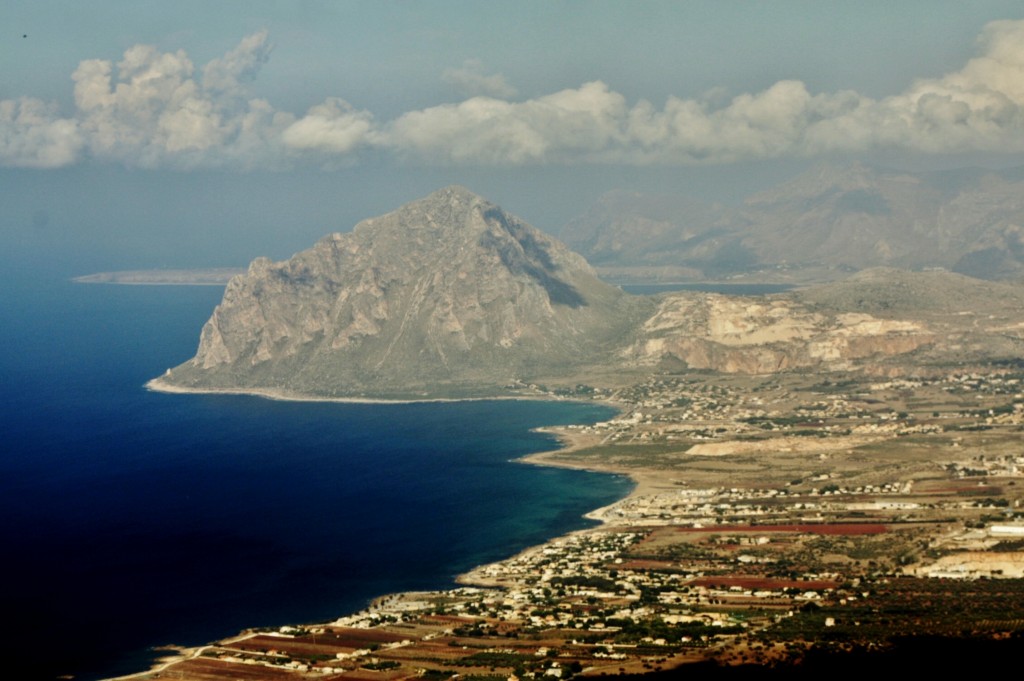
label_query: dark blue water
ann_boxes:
[0,280,629,680]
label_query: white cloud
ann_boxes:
[387,81,626,164]
[69,37,277,168]
[0,97,82,168]
[202,30,272,97]
[51,31,374,169]
[441,59,518,99]
[622,81,828,163]
[391,19,1024,165]
[4,20,1024,169]
[932,19,1024,108]
[281,98,377,155]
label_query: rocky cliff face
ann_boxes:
[620,268,1024,376]
[159,186,650,398]
[622,292,934,374]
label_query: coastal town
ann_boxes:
[128,366,1024,680]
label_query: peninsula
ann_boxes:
[134,187,1024,679]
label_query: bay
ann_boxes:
[0,281,630,680]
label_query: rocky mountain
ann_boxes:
[559,163,1024,280]
[153,186,652,398]
[620,289,934,375]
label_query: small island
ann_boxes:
[72,268,244,286]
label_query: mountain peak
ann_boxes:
[157,188,649,398]
[353,185,501,240]
[427,184,482,201]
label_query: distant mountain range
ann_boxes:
[560,163,1024,281]
[151,185,1024,399]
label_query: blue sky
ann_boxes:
[4,1,1024,273]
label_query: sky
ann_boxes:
[4,1,1024,275]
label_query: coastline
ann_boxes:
[520,425,673,499]
[148,374,644,531]
[121,369,1024,679]
[456,424,642,589]
[145,376,564,405]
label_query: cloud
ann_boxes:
[68,34,290,168]
[441,59,518,99]
[382,18,1024,165]
[202,30,272,97]
[387,82,625,164]
[619,82,873,163]
[4,20,1024,169]
[0,97,82,168]
[48,31,374,169]
[281,98,377,155]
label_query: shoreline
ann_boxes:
[145,376,575,405]
[519,423,683,503]
[457,426,642,589]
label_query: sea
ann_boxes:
[0,278,632,681]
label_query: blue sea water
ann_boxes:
[0,280,630,680]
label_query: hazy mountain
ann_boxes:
[739,162,942,270]
[560,163,1024,280]
[154,186,651,398]
[558,190,744,271]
